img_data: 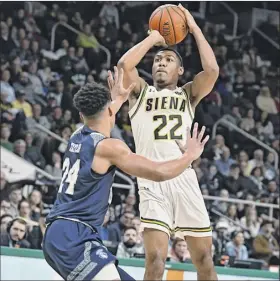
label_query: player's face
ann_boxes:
[152,51,183,85]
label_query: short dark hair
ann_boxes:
[73,82,111,118]
[0,214,13,224]
[156,47,183,66]
[124,226,137,234]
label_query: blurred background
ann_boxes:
[0,1,279,273]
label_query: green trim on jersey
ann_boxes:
[130,83,148,120]
[182,87,195,121]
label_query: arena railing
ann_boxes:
[34,124,135,194]
[212,115,279,170]
[50,22,111,69]
[206,195,279,221]
[219,2,238,38]
[252,27,280,50]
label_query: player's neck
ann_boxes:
[84,120,110,138]
[154,82,177,91]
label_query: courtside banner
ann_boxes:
[1,147,36,183]
[1,247,278,280]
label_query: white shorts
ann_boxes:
[138,168,212,238]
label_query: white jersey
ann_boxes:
[129,83,194,162]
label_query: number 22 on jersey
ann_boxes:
[58,157,80,195]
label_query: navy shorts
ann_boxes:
[42,219,116,281]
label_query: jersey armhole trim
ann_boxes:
[91,138,115,178]
[129,83,148,120]
[182,86,195,121]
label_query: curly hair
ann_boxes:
[73,82,111,118]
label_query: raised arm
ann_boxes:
[117,30,166,97]
[179,5,219,108]
[94,123,209,182]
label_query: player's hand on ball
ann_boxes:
[176,122,209,160]
[107,66,136,101]
[148,30,168,47]
[178,4,198,34]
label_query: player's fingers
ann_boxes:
[175,140,185,153]
[198,126,206,142]
[126,82,136,94]
[192,122,198,139]
[118,67,124,84]
[107,70,114,89]
[113,66,119,83]
[201,135,210,146]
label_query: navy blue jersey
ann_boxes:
[46,125,116,229]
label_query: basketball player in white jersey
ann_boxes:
[117,5,219,281]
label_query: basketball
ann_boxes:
[149,4,189,46]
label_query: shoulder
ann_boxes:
[95,138,129,158]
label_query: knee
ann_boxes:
[192,249,214,272]
[146,251,166,273]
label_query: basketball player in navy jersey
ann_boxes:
[42,67,209,280]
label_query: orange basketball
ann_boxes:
[149,4,189,46]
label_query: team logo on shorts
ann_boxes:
[96,249,108,259]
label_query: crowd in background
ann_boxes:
[0,1,279,269]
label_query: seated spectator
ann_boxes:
[227,204,241,233]
[12,89,33,118]
[45,152,62,184]
[213,220,230,260]
[24,132,46,169]
[253,221,279,265]
[0,214,13,233]
[169,238,191,263]
[1,200,11,216]
[1,124,13,151]
[205,164,224,195]
[109,211,135,243]
[212,189,229,213]
[240,206,261,240]
[116,227,144,258]
[249,167,265,195]
[248,149,264,174]
[256,86,278,115]
[0,69,15,103]
[7,185,22,218]
[226,231,248,260]
[0,218,30,248]
[240,108,255,133]
[215,146,236,177]
[27,61,44,96]
[28,189,43,222]
[132,216,142,244]
[256,112,274,143]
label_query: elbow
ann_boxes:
[206,65,219,78]
[117,59,128,70]
[154,169,168,182]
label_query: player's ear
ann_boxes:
[79,113,84,122]
[178,66,184,76]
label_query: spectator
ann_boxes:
[0,21,16,56]
[248,149,264,173]
[1,200,11,216]
[249,167,264,194]
[1,124,13,151]
[27,61,44,96]
[24,132,46,168]
[169,238,191,263]
[99,2,120,29]
[13,72,35,105]
[226,231,248,260]
[253,221,279,265]
[0,218,30,248]
[7,185,22,218]
[240,206,261,240]
[256,86,278,115]
[28,189,43,222]
[131,216,142,244]
[227,204,241,233]
[12,89,33,118]
[240,108,255,133]
[256,112,274,143]
[0,69,15,103]
[215,146,236,177]
[213,220,230,259]
[116,227,144,258]
[45,152,62,183]
[0,214,13,233]
[109,211,135,243]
